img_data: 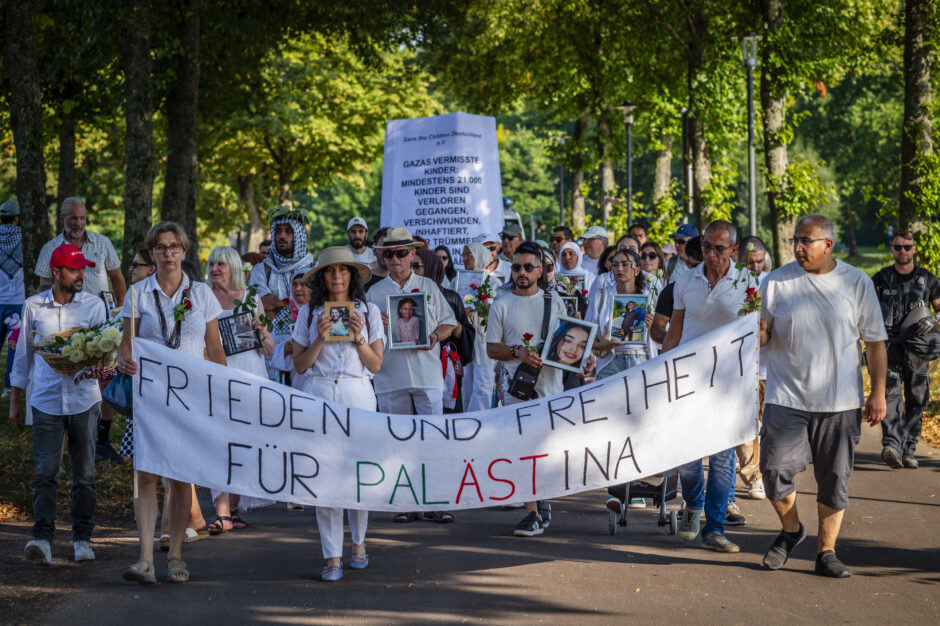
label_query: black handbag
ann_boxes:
[508,293,553,400]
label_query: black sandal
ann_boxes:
[230,510,247,530]
[207,516,232,535]
[423,511,455,524]
[393,512,422,523]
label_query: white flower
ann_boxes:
[463,294,474,304]
[69,348,86,363]
[70,332,86,347]
[60,345,74,359]
[98,337,116,353]
[102,326,122,342]
[746,242,755,252]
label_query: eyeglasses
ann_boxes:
[544,263,555,273]
[550,236,565,243]
[789,237,828,247]
[639,252,658,260]
[511,263,538,273]
[893,244,914,251]
[702,243,731,255]
[130,262,154,269]
[410,262,425,270]
[673,237,691,245]
[152,243,184,256]
[382,249,411,259]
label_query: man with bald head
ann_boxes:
[759,215,887,578]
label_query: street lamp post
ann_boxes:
[615,103,637,226]
[741,32,761,237]
[555,135,568,226]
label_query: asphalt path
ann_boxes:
[7,423,939,624]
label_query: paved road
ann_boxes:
[7,424,939,624]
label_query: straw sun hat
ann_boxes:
[304,246,372,284]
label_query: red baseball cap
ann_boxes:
[50,243,96,270]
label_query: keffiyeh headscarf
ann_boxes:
[268,218,309,270]
[0,224,23,279]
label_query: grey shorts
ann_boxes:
[759,404,862,510]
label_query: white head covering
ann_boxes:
[466,242,492,273]
[558,242,584,275]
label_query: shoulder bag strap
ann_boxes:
[539,292,553,342]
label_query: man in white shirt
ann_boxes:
[487,242,568,537]
[368,227,457,523]
[579,225,608,276]
[10,244,107,565]
[759,215,887,578]
[663,220,752,554]
[474,233,510,283]
[344,217,377,266]
[0,200,25,399]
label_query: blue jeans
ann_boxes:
[31,404,100,542]
[678,447,735,537]
[598,350,648,378]
[0,303,22,388]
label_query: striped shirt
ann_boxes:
[35,230,121,297]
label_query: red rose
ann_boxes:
[282,298,289,303]
[582,289,589,297]
[411,289,420,293]
[523,332,534,342]
[184,300,193,310]
[470,283,478,290]
[480,294,488,301]
[746,287,756,296]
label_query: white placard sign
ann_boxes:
[380,112,504,266]
[132,315,759,512]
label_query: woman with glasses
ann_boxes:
[129,249,156,284]
[586,247,654,510]
[117,222,227,585]
[434,245,457,288]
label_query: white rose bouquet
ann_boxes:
[34,319,123,375]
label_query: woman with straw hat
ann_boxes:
[292,246,384,582]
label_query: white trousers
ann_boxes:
[466,355,496,411]
[307,376,375,560]
[377,388,443,415]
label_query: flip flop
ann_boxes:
[423,511,456,524]
[393,512,422,523]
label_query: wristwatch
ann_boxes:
[511,345,519,358]
[356,336,366,346]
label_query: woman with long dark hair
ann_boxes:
[434,245,457,287]
[292,246,383,582]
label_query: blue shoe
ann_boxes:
[321,563,344,582]
[348,553,369,570]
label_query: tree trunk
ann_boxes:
[761,0,794,265]
[161,0,200,266]
[687,1,713,230]
[570,113,590,231]
[650,134,673,211]
[844,205,859,257]
[57,111,76,209]
[239,175,265,253]
[122,0,156,278]
[4,0,52,296]
[597,111,615,231]
[899,0,935,233]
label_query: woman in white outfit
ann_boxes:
[117,222,227,584]
[292,247,383,582]
[558,241,595,291]
[460,242,502,411]
[207,246,275,532]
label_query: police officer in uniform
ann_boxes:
[871,230,940,469]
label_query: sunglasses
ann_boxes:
[550,236,565,243]
[130,262,154,269]
[639,252,658,260]
[488,245,498,252]
[511,263,538,273]
[382,249,412,259]
[672,237,691,245]
[893,244,913,251]
[544,263,555,272]
[410,262,425,270]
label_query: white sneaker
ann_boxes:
[1,388,11,399]
[628,498,647,509]
[73,540,95,562]
[748,483,766,500]
[25,539,52,565]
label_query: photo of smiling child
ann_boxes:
[541,315,598,373]
[387,293,430,349]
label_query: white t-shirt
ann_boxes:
[673,262,753,345]
[291,300,384,382]
[486,289,566,400]
[761,260,887,412]
[345,245,376,265]
[581,255,600,276]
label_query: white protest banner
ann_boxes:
[132,314,759,512]
[380,112,503,265]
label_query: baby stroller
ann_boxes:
[607,469,680,535]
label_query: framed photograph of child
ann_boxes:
[454,270,485,301]
[323,301,353,342]
[540,314,598,374]
[564,273,587,294]
[219,311,263,356]
[387,293,430,350]
[610,294,650,344]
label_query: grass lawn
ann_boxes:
[834,244,892,277]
